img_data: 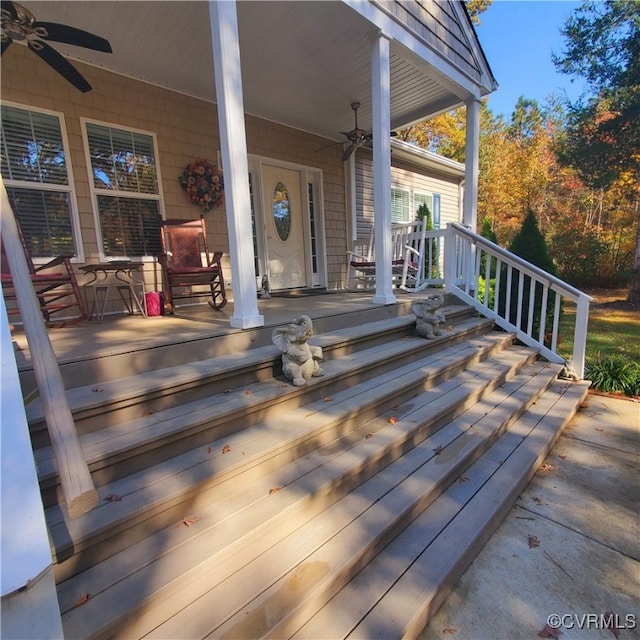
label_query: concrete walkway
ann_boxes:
[421,392,640,640]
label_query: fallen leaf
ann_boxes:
[388,416,398,424]
[92,387,104,393]
[104,493,122,502]
[74,593,91,607]
[595,427,604,432]
[540,463,554,473]
[180,516,201,528]
[142,409,153,416]
[538,623,562,638]
[528,534,540,549]
[458,476,469,483]
[222,445,231,454]
[557,454,567,460]
[365,432,374,439]
[532,496,543,504]
[269,486,281,495]
[207,446,212,455]
[244,390,252,395]
[433,445,443,455]
[323,396,333,402]
[443,627,457,635]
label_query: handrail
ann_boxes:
[1,179,97,518]
[443,223,591,379]
[449,223,587,302]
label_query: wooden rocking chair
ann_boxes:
[158,216,227,313]
[1,220,88,326]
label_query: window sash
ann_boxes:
[414,191,441,229]
[85,122,158,195]
[84,120,162,259]
[1,103,80,260]
[391,187,410,223]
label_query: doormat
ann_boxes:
[268,288,329,298]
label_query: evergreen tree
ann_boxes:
[509,210,556,275]
[500,210,558,344]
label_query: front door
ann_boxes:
[262,164,307,290]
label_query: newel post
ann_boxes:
[0,179,97,517]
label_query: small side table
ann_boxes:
[80,261,147,323]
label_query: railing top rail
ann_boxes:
[449,223,593,303]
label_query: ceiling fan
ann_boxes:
[340,101,372,161]
[337,101,398,161]
[1,0,112,93]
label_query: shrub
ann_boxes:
[477,276,496,310]
[586,352,640,397]
[498,210,559,346]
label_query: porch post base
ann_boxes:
[372,293,396,305]
[230,313,265,329]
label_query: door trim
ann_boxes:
[248,155,326,291]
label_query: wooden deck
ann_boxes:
[12,292,589,639]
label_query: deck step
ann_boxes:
[117,361,566,640]
[329,380,591,640]
[47,330,518,575]
[57,352,559,639]
[36,314,493,507]
[27,304,476,440]
[37,295,588,640]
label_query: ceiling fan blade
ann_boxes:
[342,144,357,162]
[314,140,340,153]
[1,1,18,20]
[28,39,92,92]
[32,21,112,52]
[1,38,12,55]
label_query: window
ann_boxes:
[391,187,410,223]
[414,191,441,228]
[1,103,81,259]
[84,120,162,258]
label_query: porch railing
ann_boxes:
[426,223,591,379]
[1,180,97,518]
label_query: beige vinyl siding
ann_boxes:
[355,153,462,241]
[1,45,349,290]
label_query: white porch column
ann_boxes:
[463,97,481,231]
[371,31,395,305]
[209,0,263,329]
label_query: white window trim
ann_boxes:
[413,190,433,218]
[1,101,84,263]
[391,185,410,223]
[81,117,165,262]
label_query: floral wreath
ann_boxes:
[178,159,224,212]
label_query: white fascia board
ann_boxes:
[390,138,466,177]
[343,0,484,100]
[450,0,499,94]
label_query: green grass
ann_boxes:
[558,291,640,395]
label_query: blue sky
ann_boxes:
[473,0,587,119]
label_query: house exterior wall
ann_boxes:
[355,151,463,242]
[0,46,348,301]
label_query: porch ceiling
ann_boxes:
[16,0,469,141]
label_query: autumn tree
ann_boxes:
[553,0,640,301]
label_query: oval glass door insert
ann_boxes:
[272,181,291,241]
